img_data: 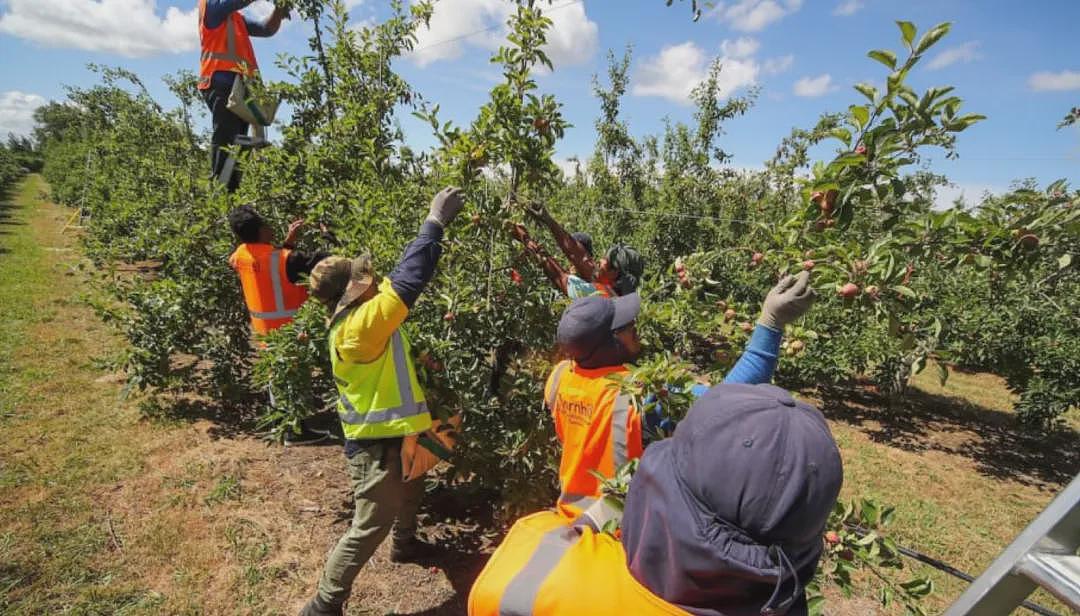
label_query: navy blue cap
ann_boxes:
[556,292,640,360]
[621,383,843,614]
[672,383,842,545]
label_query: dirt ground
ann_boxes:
[2,178,1077,615]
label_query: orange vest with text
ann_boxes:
[229,243,308,335]
[468,511,689,616]
[198,0,259,90]
[543,361,642,519]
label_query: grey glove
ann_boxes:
[425,186,464,228]
[758,270,815,330]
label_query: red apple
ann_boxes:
[838,283,860,298]
[855,144,867,155]
[724,308,737,321]
[750,252,764,266]
[443,311,456,321]
[740,321,754,333]
[802,259,815,271]
[825,531,840,545]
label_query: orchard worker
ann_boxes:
[198,0,289,191]
[228,205,329,445]
[508,203,644,298]
[546,271,815,519]
[468,382,844,615]
[298,187,465,616]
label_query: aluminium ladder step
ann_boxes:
[944,472,1080,615]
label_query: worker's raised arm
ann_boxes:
[331,188,463,363]
[724,271,815,384]
[389,187,463,308]
[507,222,570,295]
[203,0,257,29]
[245,3,290,37]
[526,204,597,281]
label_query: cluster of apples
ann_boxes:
[675,258,692,288]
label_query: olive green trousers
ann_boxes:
[316,438,425,606]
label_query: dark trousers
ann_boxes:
[201,81,248,193]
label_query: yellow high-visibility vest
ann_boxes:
[329,311,431,440]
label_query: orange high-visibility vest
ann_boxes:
[544,361,643,519]
[468,511,689,616]
[198,0,259,90]
[229,243,308,335]
[593,282,615,298]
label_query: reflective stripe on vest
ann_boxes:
[611,393,630,467]
[556,491,598,512]
[555,389,631,512]
[246,249,299,320]
[200,14,242,64]
[498,524,580,616]
[336,332,428,425]
[198,0,257,88]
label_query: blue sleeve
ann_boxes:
[723,324,782,385]
[244,16,270,37]
[388,222,444,309]
[203,0,254,30]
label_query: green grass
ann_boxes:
[820,367,1077,614]
[1,175,1075,615]
[0,177,157,614]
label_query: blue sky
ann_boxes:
[1,0,1078,204]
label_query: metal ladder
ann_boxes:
[218,132,269,190]
[945,472,1080,615]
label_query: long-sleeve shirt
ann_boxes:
[202,0,277,91]
[643,323,783,439]
[284,249,329,284]
[332,221,444,365]
[334,222,444,457]
[722,323,782,385]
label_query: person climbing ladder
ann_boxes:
[197,0,289,192]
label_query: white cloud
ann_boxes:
[927,41,981,70]
[793,73,835,97]
[407,0,597,68]
[720,36,760,58]
[634,42,709,104]
[541,3,598,67]
[633,41,760,105]
[554,156,583,178]
[1028,70,1080,92]
[933,182,1000,210]
[0,0,198,58]
[713,0,803,32]
[764,54,794,74]
[832,0,864,17]
[0,91,47,138]
[244,1,276,22]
